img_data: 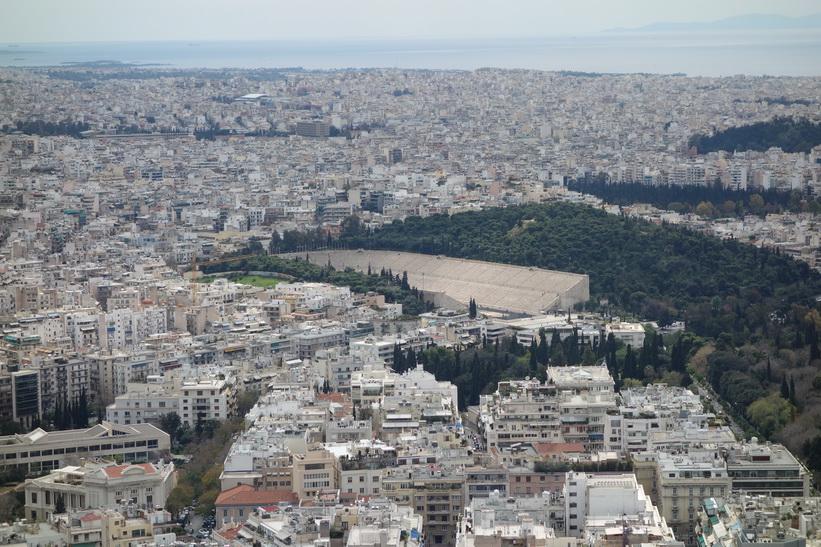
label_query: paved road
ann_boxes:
[695,382,746,440]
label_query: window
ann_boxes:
[30,492,37,504]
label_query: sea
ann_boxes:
[1,29,820,77]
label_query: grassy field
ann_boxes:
[235,275,285,287]
[200,274,286,288]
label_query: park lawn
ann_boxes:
[233,275,285,288]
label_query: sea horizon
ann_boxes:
[1,29,820,77]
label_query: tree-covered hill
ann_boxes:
[567,178,814,216]
[339,202,821,478]
[340,203,820,335]
[689,116,821,154]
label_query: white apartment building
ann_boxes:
[106,382,180,426]
[98,307,168,350]
[564,471,673,541]
[350,362,396,406]
[603,321,646,348]
[393,364,458,409]
[179,378,234,426]
[605,384,716,454]
[351,336,400,368]
[633,448,731,546]
[481,368,617,452]
[220,429,297,491]
[293,327,347,359]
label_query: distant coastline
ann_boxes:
[606,12,821,32]
[1,30,819,77]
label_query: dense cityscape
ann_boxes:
[0,59,820,547]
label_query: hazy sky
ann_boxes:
[2,0,819,43]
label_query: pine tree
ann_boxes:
[781,375,790,399]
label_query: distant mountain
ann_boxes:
[606,13,821,32]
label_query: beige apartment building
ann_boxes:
[382,464,466,547]
[291,448,340,500]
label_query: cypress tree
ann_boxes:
[78,389,89,428]
[529,340,538,372]
[550,344,567,367]
[393,344,404,372]
[53,398,63,430]
[623,345,638,380]
[538,330,549,365]
[790,375,796,404]
[550,330,561,358]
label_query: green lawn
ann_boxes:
[232,275,286,288]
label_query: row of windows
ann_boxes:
[346,475,379,482]
[346,487,380,494]
[0,440,157,460]
[304,472,329,480]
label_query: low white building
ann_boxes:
[25,460,175,521]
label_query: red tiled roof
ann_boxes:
[317,392,348,404]
[80,513,102,522]
[215,485,299,507]
[102,463,155,478]
[214,524,243,541]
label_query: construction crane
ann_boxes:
[188,253,260,306]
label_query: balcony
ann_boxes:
[560,416,589,424]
